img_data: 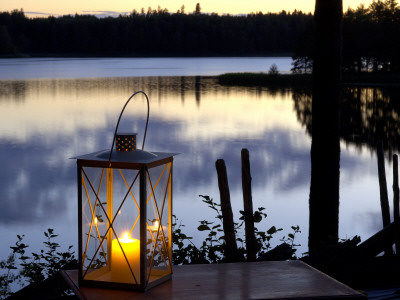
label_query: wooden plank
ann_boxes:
[356,222,395,257]
[241,148,256,262]
[62,261,366,300]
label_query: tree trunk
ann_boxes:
[308,0,343,255]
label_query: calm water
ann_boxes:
[0,57,293,79]
[0,57,392,263]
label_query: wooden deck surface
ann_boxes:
[62,260,366,300]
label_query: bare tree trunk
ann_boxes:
[308,0,343,255]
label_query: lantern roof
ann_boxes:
[73,149,178,167]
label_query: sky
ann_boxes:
[1,0,375,18]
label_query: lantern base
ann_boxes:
[80,267,171,292]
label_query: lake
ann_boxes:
[0,57,394,266]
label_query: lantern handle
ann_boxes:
[108,91,150,162]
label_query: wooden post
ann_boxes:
[377,141,393,255]
[377,141,391,228]
[215,159,238,262]
[241,148,257,262]
[393,154,400,254]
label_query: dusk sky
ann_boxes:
[2,0,374,17]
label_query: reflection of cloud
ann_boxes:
[0,74,385,247]
[0,140,75,225]
[0,76,311,226]
[356,211,384,236]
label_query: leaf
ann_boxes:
[267,226,277,234]
[197,225,210,231]
[253,211,263,223]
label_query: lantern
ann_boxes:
[73,91,177,291]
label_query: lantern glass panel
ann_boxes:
[80,166,143,286]
[80,167,110,279]
[146,163,172,283]
[78,161,174,289]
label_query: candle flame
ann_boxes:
[154,220,159,229]
[119,232,137,244]
[94,217,98,225]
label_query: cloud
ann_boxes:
[80,10,131,18]
[25,11,60,17]
[24,10,132,19]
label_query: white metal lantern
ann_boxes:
[73,91,177,291]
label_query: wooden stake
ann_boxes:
[377,141,393,255]
[241,148,257,262]
[215,159,238,262]
[377,141,391,228]
[393,154,400,254]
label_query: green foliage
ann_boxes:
[0,254,18,299]
[280,225,301,250]
[0,229,75,299]
[172,195,301,264]
[268,63,279,76]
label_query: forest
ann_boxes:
[0,0,399,73]
[0,7,311,57]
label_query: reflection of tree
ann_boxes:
[341,87,400,156]
[293,86,400,157]
[292,88,312,134]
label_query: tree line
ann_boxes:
[0,8,311,57]
[293,0,400,73]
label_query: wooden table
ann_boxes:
[62,261,366,299]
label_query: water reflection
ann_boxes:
[293,86,400,156]
[0,76,397,258]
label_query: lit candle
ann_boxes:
[111,232,140,283]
